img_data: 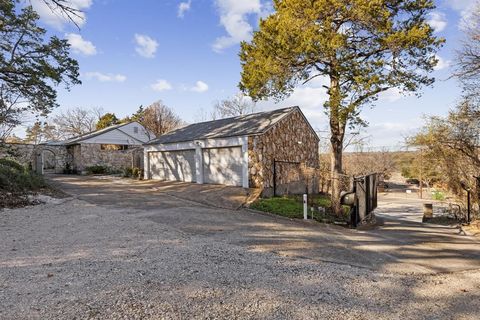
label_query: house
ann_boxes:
[144,107,319,195]
[41,121,153,173]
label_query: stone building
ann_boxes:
[53,121,152,173]
[2,122,152,174]
[144,107,320,195]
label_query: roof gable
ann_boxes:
[46,121,150,145]
[147,106,318,145]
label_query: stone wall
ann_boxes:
[72,143,143,173]
[248,109,319,196]
[0,143,68,173]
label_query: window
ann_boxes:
[133,126,139,134]
[100,144,129,151]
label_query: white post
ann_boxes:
[303,194,308,220]
[194,142,203,184]
[144,150,150,179]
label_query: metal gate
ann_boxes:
[273,159,303,196]
[351,174,378,227]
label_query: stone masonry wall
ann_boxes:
[1,143,68,173]
[248,109,319,196]
[73,143,143,173]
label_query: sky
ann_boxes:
[20,0,479,149]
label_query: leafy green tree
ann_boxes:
[0,1,80,142]
[130,105,145,122]
[121,105,145,123]
[96,113,120,130]
[239,0,443,213]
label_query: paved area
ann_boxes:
[48,174,257,210]
[47,175,480,275]
[1,175,480,319]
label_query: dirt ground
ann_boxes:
[1,176,480,319]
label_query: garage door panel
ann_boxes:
[203,147,243,186]
[149,150,196,182]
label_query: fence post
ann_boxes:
[303,194,308,220]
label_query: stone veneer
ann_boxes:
[70,143,143,173]
[248,109,319,196]
[1,143,68,173]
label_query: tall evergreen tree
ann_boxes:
[0,1,80,141]
[239,0,443,214]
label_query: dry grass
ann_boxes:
[464,220,480,237]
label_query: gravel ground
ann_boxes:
[1,198,479,319]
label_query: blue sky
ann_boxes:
[23,0,479,148]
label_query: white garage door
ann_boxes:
[149,150,196,182]
[202,147,243,186]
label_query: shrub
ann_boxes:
[63,163,78,174]
[85,165,109,175]
[123,167,143,179]
[123,167,133,177]
[132,167,142,179]
[0,158,25,171]
[432,190,445,201]
[0,160,46,192]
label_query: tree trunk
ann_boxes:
[328,74,345,216]
[330,134,343,215]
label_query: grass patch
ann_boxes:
[250,194,350,223]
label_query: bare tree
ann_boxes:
[52,107,104,139]
[409,98,480,204]
[30,0,85,28]
[342,131,371,151]
[193,107,217,123]
[343,148,396,180]
[141,101,183,137]
[214,93,256,118]
[455,2,480,94]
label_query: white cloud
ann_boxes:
[30,0,92,30]
[257,76,329,128]
[427,12,447,32]
[444,0,477,12]
[151,79,173,91]
[191,80,209,93]
[444,0,478,26]
[212,0,263,52]
[65,33,96,56]
[134,34,159,58]
[84,72,127,82]
[178,0,192,18]
[378,88,404,103]
[434,55,451,71]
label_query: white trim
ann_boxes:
[144,136,249,188]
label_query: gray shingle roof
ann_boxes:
[43,121,147,146]
[146,106,313,145]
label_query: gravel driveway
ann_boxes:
[1,177,480,319]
